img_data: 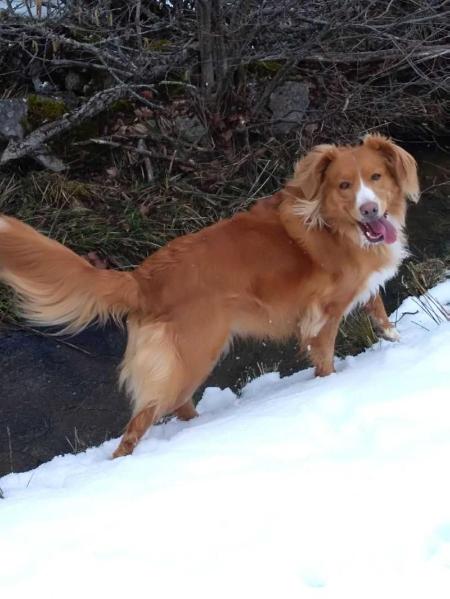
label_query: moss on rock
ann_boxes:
[26,95,67,130]
[109,99,135,114]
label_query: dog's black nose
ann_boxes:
[360,201,379,220]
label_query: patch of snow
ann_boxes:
[1,282,450,598]
[0,0,51,18]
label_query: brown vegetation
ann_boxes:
[1,1,448,166]
[0,0,449,330]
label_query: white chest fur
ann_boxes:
[346,239,407,315]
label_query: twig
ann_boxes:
[6,425,13,473]
[135,0,143,52]
[75,137,193,166]
[396,310,419,323]
[137,138,154,183]
[260,45,450,66]
[20,324,95,356]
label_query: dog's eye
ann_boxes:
[371,173,381,181]
[339,181,351,190]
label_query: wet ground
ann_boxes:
[1,146,448,476]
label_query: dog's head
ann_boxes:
[290,134,419,247]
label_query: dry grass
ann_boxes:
[236,360,283,392]
[401,259,449,325]
[65,427,90,455]
[0,135,293,320]
[336,309,379,358]
[337,259,449,356]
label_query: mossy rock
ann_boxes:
[68,26,105,44]
[248,60,284,78]
[159,79,189,99]
[26,95,67,130]
[69,118,102,142]
[143,38,171,51]
[108,99,135,115]
[48,118,103,162]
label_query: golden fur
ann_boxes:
[0,134,419,457]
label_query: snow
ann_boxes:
[0,1,48,18]
[1,281,450,599]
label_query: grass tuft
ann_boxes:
[65,427,89,455]
[336,309,379,358]
[402,260,449,325]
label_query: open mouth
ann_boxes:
[358,213,397,245]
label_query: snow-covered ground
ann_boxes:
[1,282,450,598]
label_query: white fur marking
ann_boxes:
[346,237,407,315]
[293,198,325,229]
[0,217,10,231]
[299,304,326,339]
[356,178,379,210]
[119,321,180,414]
[382,327,400,342]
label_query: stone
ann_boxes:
[0,98,27,141]
[35,146,67,172]
[174,114,208,143]
[269,81,310,134]
[65,71,82,93]
[0,96,67,171]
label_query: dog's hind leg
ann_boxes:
[115,312,229,457]
[114,396,198,459]
[115,320,187,457]
[174,399,198,421]
[113,405,158,458]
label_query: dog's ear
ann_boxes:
[292,144,336,202]
[289,144,336,228]
[363,134,420,203]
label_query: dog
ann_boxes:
[0,134,419,458]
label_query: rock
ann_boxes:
[35,145,67,172]
[32,77,59,94]
[174,114,208,143]
[269,81,310,134]
[0,96,67,171]
[0,98,27,141]
[65,71,82,93]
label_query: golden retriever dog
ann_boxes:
[0,134,419,458]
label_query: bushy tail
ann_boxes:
[0,215,141,333]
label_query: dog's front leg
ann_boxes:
[302,317,340,378]
[364,293,400,341]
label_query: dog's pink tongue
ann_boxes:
[369,217,397,244]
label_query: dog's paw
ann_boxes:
[112,437,136,459]
[380,326,400,342]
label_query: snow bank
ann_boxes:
[1,282,450,598]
